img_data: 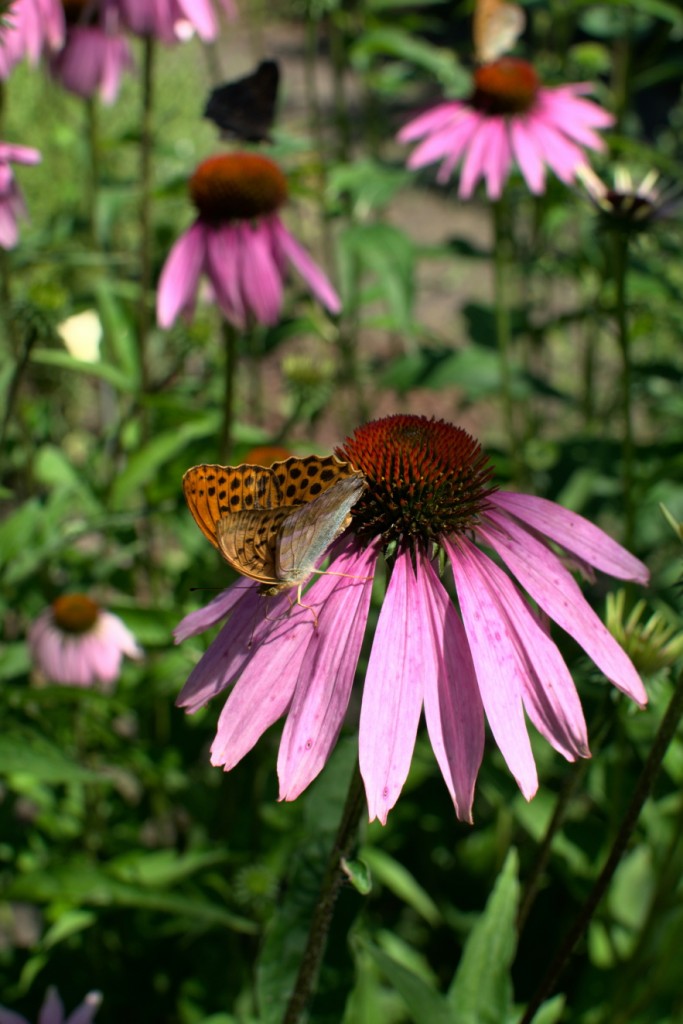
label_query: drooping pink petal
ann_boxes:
[490,492,649,583]
[417,552,484,822]
[445,535,539,800]
[210,602,321,770]
[177,0,221,39]
[206,223,246,328]
[540,88,615,132]
[269,217,342,314]
[397,102,466,143]
[359,550,425,824]
[0,1006,29,1024]
[524,115,586,184]
[65,991,103,1024]
[407,110,478,174]
[0,143,42,166]
[238,221,283,325]
[510,116,546,194]
[278,542,378,800]
[174,582,252,642]
[461,536,590,761]
[480,116,512,199]
[156,220,206,328]
[459,117,504,199]
[478,512,648,705]
[38,987,64,1024]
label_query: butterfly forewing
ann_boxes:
[182,463,281,549]
[269,454,359,508]
[276,473,366,585]
[473,0,525,64]
[203,60,280,143]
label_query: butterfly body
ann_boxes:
[183,455,365,593]
[204,60,280,143]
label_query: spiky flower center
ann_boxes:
[472,58,539,115]
[52,594,100,634]
[336,415,494,549]
[189,154,288,223]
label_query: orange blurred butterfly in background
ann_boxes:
[183,455,366,595]
[473,0,526,64]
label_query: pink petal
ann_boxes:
[359,550,425,824]
[445,536,539,800]
[481,116,512,200]
[489,492,649,583]
[0,143,42,165]
[417,552,484,822]
[156,220,205,328]
[269,217,341,314]
[478,511,648,705]
[38,987,64,1024]
[524,115,587,184]
[65,992,103,1024]
[174,582,251,642]
[277,543,378,800]
[238,221,283,325]
[206,223,246,327]
[397,102,466,143]
[510,116,546,194]
[459,117,506,199]
[407,110,478,173]
[177,0,220,39]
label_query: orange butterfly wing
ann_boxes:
[473,0,525,64]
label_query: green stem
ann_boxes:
[281,761,365,1024]
[0,314,39,482]
[220,320,238,461]
[492,200,519,477]
[613,232,634,547]
[518,674,683,1024]
[138,35,155,393]
[85,97,99,244]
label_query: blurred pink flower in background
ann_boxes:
[112,0,236,43]
[175,415,648,825]
[49,4,133,104]
[0,0,65,78]
[29,594,142,690]
[0,987,101,1024]
[0,141,41,249]
[157,152,341,329]
[399,57,614,200]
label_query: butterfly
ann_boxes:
[203,60,280,143]
[473,0,526,65]
[183,455,366,594]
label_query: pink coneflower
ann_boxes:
[157,152,341,330]
[111,0,236,43]
[28,594,142,690]
[398,58,614,200]
[0,987,101,1024]
[0,141,41,249]
[0,0,65,78]
[175,415,648,824]
[49,1,133,104]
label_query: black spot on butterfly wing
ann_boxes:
[203,60,280,143]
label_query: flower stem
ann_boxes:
[518,674,683,1024]
[281,761,365,1024]
[612,232,635,547]
[220,320,237,461]
[138,35,156,393]
[85,96,99,245]
[492,200,519,478]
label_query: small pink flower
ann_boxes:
[111,0,236,43]
[0,141,41,249]
[157,152,341,330]
[0,0,65,78]
[49,18,133,104]
[398,58,614,200]
[175,415,648,825]
[0,986,101,1024]
[28,594,142,691]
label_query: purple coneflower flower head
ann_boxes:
[111,0,236,43]
[0,0,65,78]
[28,594,142,690]
[49,1,133,104]
[0,141,41,249]
[398,57,614,200]
[577,163,682,231]
[0,986,102,1024]
[156,152,341,330]
[175,415,648,824]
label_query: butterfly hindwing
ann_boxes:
[215,506,291,584]
[203,60,280,143]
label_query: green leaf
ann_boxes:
[95,278,141,384]
[351,27,468,94]
[42,909,97,949]
[446,849,520,1023]
[110,412,220,506]
[363,941,453,1024]
[338,223,416,335]
[0,733,106,785]
[343,857,373,896]
[361,846,441,925]
[30,347,135,391]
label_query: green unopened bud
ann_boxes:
[606,590,683,677]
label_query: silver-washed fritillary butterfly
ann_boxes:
[473,0,526,64]
[182,455,366,594]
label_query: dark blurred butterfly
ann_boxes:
[203,60,280,143]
